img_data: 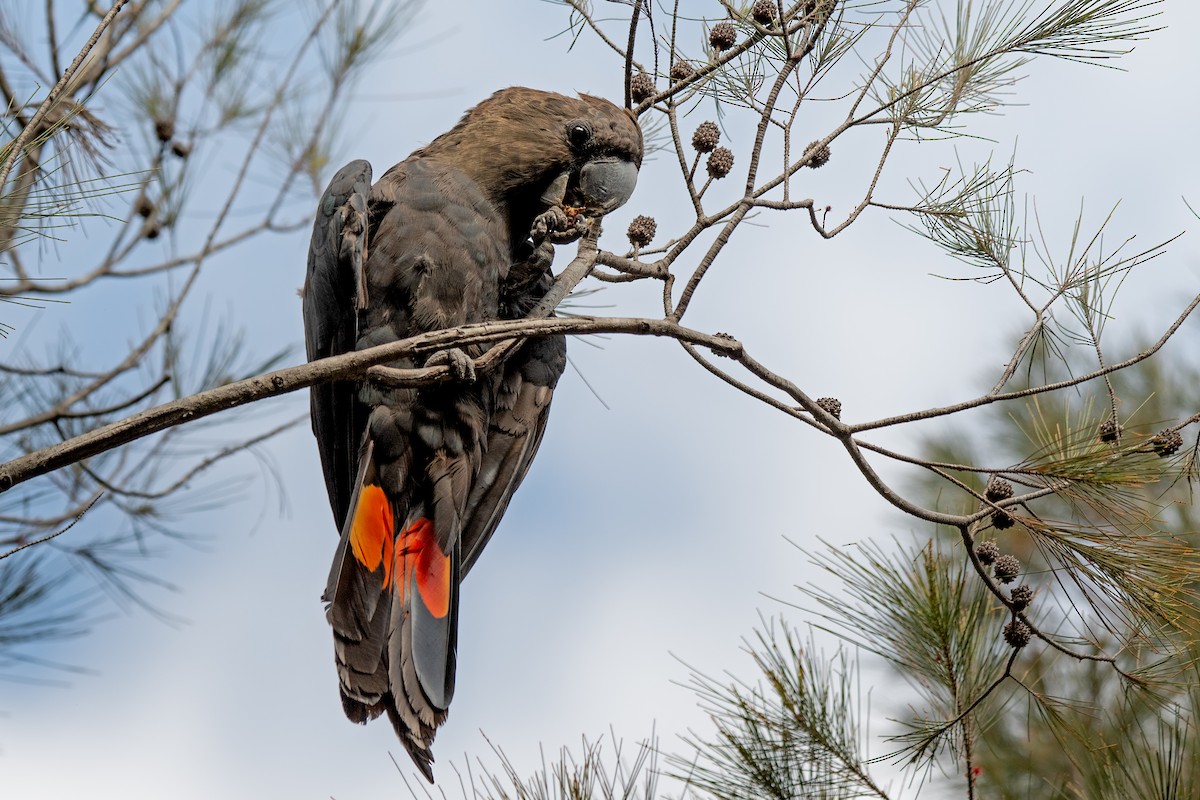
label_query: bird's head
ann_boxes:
[548,100,642,217]
[419,88,643,240]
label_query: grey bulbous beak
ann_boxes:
[577,156,639,214]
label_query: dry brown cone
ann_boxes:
[669,60,695,82]
[692,121,720,153]
[709,22,737,51]
[707,147,734,179]
[630,72,655,104]
[751,0,777,25]
[627,215,657,248]
[154,117,175,143]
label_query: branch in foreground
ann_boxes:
[0,315,739,494]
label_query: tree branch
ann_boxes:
[0,0,128,193]
[0,311,740,493]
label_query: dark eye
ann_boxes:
[567,120,593,148]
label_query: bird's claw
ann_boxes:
[532,205,589,245]
[548,223,587,244]
[531,206,569,243]
[426,348,476,383]
[522,239,555,272]
[506,240,556,294]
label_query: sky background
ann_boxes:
[4,1,1200,798]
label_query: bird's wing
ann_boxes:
[461,326,566,577]
[303,159,374,528]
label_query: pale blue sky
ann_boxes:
[4,2,1200,798]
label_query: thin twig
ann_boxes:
[0,492,103,560]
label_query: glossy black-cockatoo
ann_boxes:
[302,88,642,781]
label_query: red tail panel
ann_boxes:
[349,483,395,588]
[396,518,451,619]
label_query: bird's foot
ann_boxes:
[522,239,556,272]
[507,239,556,293]
[426,348,476,383]
[531,206,570,244]
[533,205,591,244]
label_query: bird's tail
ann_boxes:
[324,439,460,782]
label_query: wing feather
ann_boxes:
[461,329,566,576]
[303,159,374,528]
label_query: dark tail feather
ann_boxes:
[383,513,461,782]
